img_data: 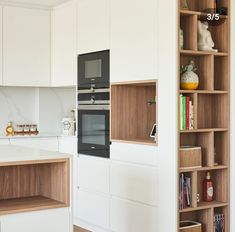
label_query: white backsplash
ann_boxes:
[0,86,76,135]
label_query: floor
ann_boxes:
[74,225,90,232]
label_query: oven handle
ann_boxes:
[78,100,110,105]
[77,105,110,110]
[78,88,110,94]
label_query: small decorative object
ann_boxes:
[61,117,75,136]
[180,60,199,90]
[180,0,189,10]
[198,21,218,52]
[180,28,184,50]
[180,146,202,168]
[5,121,14,136]
[14,124,39,136]
[203,172,213,202]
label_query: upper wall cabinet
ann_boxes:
[3,6,51,87]
[52,1,77,87]
[0,6,3,86]
[77,0,110,54]
[110,0,158,82]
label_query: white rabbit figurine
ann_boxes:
[198,21,218,52]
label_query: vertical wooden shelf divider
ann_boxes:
[178,0,230,231]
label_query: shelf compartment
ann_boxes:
[197,94,228,129]
[214,206,228,232]
[214,56,229,91]
[111,80,157,145]
[197,169,228,204]
[180,132,214,167]
[0,160,69,215]
[180,208,213,232]
[180,14,197,50]
[180,55,213,91]
[214,131,229,166]
[183,0,216,12]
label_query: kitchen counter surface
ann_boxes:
[0,133,77,139]
[0,144,71,164]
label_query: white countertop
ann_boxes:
[0,145,71,163]
[0,133,77,139]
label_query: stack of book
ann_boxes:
[214,214,225,232]
[179,94,194,130]
[180,173,191,210]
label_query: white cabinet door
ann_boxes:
[110,198,157,232]
[75,190,110,229]
[10,137,59,152]
[110,161,158,206]
[78,155,110,194]
[110,0,158,82]
[77,0,110,54]
[0,6,2,85]
[1,208,71,232]
[3,6,51,87]
[52,1,77,87]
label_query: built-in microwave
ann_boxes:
[78,50,109,88]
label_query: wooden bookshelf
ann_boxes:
[178,0,230,231]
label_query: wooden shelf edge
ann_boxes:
[179,90,228,94]
[180,128,228,133]
[180,50,228,56]
[180,10,228,19]
[111,79,157,86]
[111,139,157,147]
[180,201,228,213]
[0,196,68,216]
[179,165,228,173]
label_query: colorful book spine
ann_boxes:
[182,96,186,130]
[186,97,190,130]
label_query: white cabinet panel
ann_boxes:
[52,1,77,86]
[75,190,110,229]
[1,208,71,232]
[110,162,158,206]
[0,139,10,145]
[10,137,59,152]
[78,155,109,194]
[77,0,110,54]
[110,0,158,82]
[3,6,50,87]
[110,198,157,232]
[0,6,2,85]
[59,137,77,154]
[111,142,158,166]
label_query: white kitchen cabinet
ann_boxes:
[78,155,110,194]
[10,137,59,152]
[111,142,158,166]
[75,190,110,229]
[110,161,158,206]
[3,6,51,87]
[52,1,77,87]
[110,197,158,232]
[77,0,110,54]
[0,6,2,85]
[110,0,158,82]
[0,208,71,232]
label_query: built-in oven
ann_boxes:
[77,88,110,158]
[78,50,109,88]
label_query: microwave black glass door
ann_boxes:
[78,110,110,158]
[78,50,109,86]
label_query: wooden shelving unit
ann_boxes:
[178,0,230,231]
[0,159,70,215]
[111,80,157,146]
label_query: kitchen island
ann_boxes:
[0,145,72,232]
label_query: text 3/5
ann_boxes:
[207,13,220,21]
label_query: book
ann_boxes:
[182,96,186,130]
[179,94,183,130]
[179,174,191,210]
[186,97,190,130]
[214,214,225,232]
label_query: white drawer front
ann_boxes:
[78,155,110,194]
[75,190,110,229]
[110,162,158,206]
[110,142,158,166]
[110,198,157,232]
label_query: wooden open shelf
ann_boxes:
[178,0,230,230]
[111,80,157,146]
[0,159,70,215]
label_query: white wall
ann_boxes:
[157,0,178,231]
[0,87,76,135]
[231,1,235,231]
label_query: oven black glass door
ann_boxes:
[78,110,110,158]
[78,50,109,87]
